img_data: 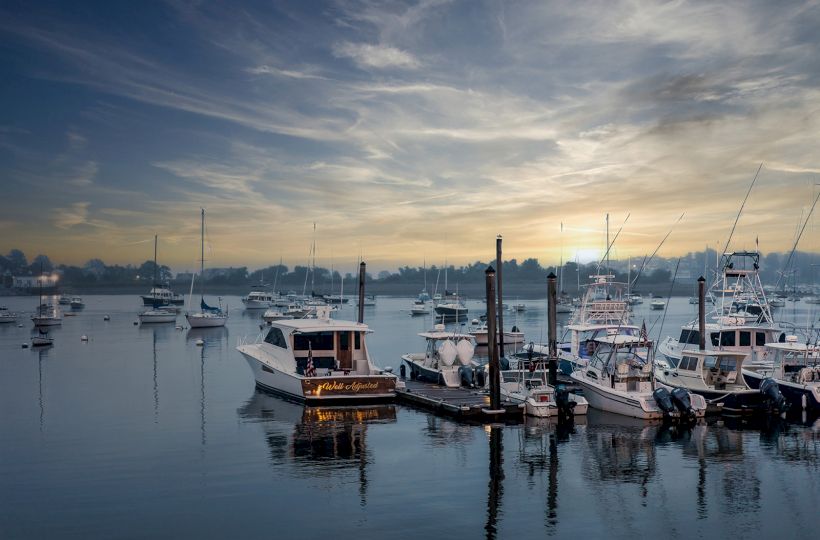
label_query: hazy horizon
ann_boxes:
[2,1,820,271]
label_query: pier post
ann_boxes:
[698,276,706,350]
[358,262,366,324]
[486,266,500,410]
[496,235,505,356]
[547,272,558,385]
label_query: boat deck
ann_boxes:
[396,379,522,421]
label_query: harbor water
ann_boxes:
[1,295,818,538]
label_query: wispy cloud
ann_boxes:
[333,41,420,69]
[53,202,90,229]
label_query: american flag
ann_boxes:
[640,320,649,343]
[305,342,316,377]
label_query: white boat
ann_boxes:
[511,303,526,312]
[401,326,477,387]
[140,286,184,306]
[570,335,707,420]
[410,300,429,315]
[262,308,293,322]
[649,299,666,310]
[242,286,276,309]
[654,348,785,414]
[496,359,588,417]
[628,294,644,305]
[32,274,62,327]
[768,297,785,308]
[69,296,85,309]
[0,307,16,324]
[658,251,787,369]
[31,332,54,347]
[470,321,525,347]
[434,297,468,318]
[58,296,71,305]
[741,338,820,413]
[185,209,228,329]
[237,310,399,402]
[139,309,177,324]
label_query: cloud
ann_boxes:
[67,161,97,186]
[333,41,420,69]
[246,65,328,80]
[53,202,90,229]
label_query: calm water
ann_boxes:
[1,295,818,539]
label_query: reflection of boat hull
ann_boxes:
[32,317,61,327]
[31,336,53,347]
[742,369,820,412]
[242,299,271,309]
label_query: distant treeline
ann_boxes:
[2,248,819,293]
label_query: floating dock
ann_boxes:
[396,379,522,420]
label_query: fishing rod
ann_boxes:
[630,212,685,289]
[774,191,820,290]
[721,162,763,257]
[595,213,630,273]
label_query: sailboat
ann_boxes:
[186,209,228,328]
[31,267,62,327]
[140,235,178,324]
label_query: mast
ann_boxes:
[200,208,205,302]
[311,222,316,295]
[559,222,564,294]
[153,234,158,286]
[423,257,427,294]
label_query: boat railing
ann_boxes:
[237,330,266,347]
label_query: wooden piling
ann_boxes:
[486,266,500,410]
[357,262,366,324]
[698,275,706,350]
[496,235,504,356]
[547,272,558,385]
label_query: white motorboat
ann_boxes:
[658,251,787,369]
[434,299,468,318]
[570,335,707,420]
[139,309,177,324]
[470,321,525,347]
[410,299,429,315]
[0,307,16,324]
[262,308,293,322]
[402,326,477,387]
[628,294,644,305]
[741,338,819,413]
[69,296,85,309]
[237,310,399,402]
[242,286,276,309]
[649,299,666,310]
[58,296,71,305]
[654,348,785,414]
[496,358,588,417]
[185,209,228,329]
[141,285,184,306]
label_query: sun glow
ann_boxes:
[573,249,601,264]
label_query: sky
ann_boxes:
[1,0,820,273]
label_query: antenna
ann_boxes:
[722,163,763,256]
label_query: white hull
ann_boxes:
[402,354,464,387]
[139,311,177,323]
[32,317,62,327]
[242,299,271,309]
[186,313,227,328]
[239,349,396,401]
[471,331,525,346]
[31,337,53,347]
[0,315,16,324]
[570,372,664,419]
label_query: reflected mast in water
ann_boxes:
[485,426,504,540]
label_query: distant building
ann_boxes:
[13,273,59,290]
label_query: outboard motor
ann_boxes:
[500,356,510,370]
[670,387,697,421]
[760,378,788,413]
[554,384,577,418]
[475,367,486,388]
[459,365,475,387]
[652,387,677,418]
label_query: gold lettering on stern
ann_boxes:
[302,377,391,395]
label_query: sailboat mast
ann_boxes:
[153,234,158,285]
[200,208,205,301]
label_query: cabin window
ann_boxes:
[720,332,735,347]
[686,331,700,345]
[756,332,766,346]
[354,332,361,349]
[293,331,335,351]
[679,356,696,370]
[710,333,720,346]
[679,330,691,343]
[264,327,288,349]
[739,332,751,347]
[720,357,737,371]
[339,331,350,350]
[703,356,717,369]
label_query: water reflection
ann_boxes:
[485,426,504,540]
[239,392,396,506]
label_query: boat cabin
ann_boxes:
[675,326,784,354]
[264,319,376,376]
[764,341,820,383]
[674,350,750,391]
[563,324,641,360]
[586,335,653,393]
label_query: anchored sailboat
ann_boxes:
[186,209,228,328]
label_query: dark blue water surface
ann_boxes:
[1,295,818,539]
